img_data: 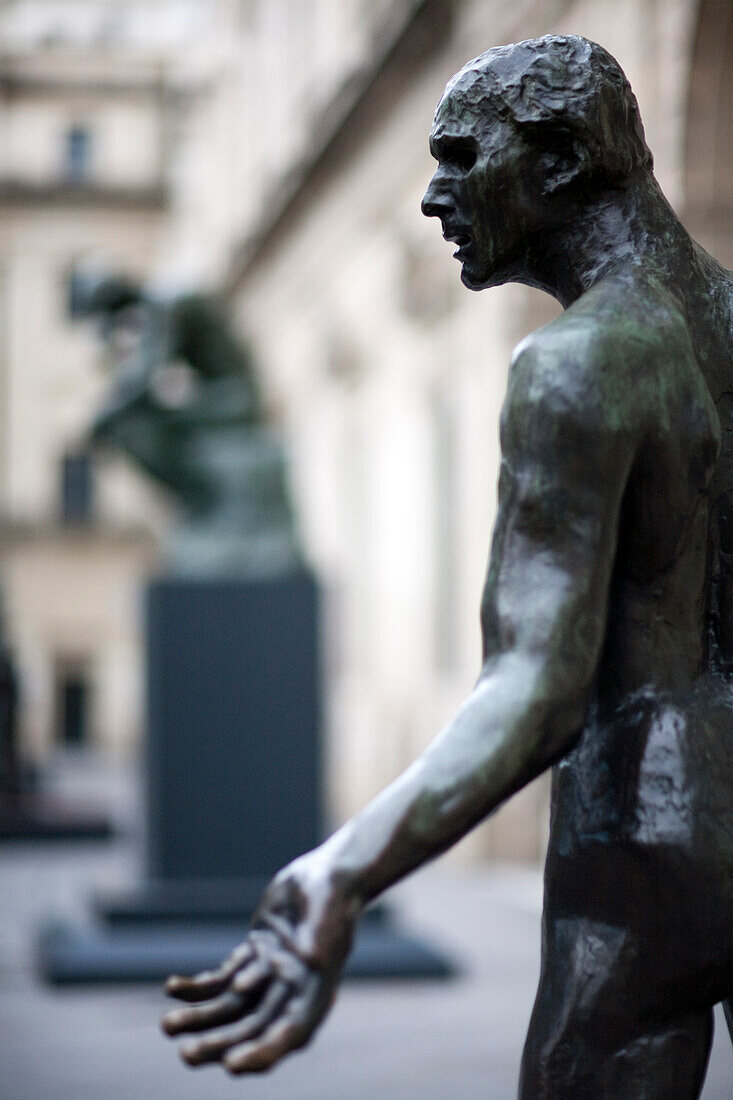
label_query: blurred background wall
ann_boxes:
[0,0,730,859]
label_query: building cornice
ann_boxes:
[0,55,167,99]
[0,178,168,211]
[224,0,453,294]
[0,517,158,551]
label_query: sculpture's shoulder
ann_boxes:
[505,277,694,445]
[166,291,219,332]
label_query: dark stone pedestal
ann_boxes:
[37,573,453,983]
[144,575,324,886]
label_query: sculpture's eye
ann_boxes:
[442,139,477,172]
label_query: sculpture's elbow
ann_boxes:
[529,661,595,767]
[483,647,594,770]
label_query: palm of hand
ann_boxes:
[161,866,356,1074]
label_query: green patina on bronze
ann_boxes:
[161,37,733,1096]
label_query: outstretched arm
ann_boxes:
[163,338,640,1073]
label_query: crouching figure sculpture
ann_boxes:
[79,277,299,577]
[162,36,733,1098]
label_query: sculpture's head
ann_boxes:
[422,35,653,290]
[73,271,143,331]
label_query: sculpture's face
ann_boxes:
[422,82,543,290]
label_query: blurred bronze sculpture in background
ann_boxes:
[162,36,733,1097]
[79,277,300,577]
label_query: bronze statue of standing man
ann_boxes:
[162,36,733,1097]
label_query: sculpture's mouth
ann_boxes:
[443,229,471,258]
[453,235,470,258]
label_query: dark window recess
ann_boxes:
[61,451,94,524]
[56,670,89,747]
[65,126,92,181]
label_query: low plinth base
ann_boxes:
[37,905,455,984]
[93,877,269,925]
[0,793,112,841]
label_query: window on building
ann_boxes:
[54,658,91,747]
[60,451,94,524]
[64,125,92,181]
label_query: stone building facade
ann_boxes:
[0,1,193,757]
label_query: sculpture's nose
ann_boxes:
[421,176,445,219]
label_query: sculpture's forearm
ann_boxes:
[317,650,580,906]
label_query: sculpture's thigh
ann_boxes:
[518,916,713,1100]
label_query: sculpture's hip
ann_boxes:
[543,675,733,1002]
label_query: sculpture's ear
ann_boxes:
[529,125,591,196]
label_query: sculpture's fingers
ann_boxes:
[161,991,247,1036]
[179,978,290,1067]
[229,955,273,996]
[164,941,254,1002]
[269,946,310,987]
[223,978,321,1074]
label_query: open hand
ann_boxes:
[161,856,359,1074]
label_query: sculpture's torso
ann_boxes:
[545,251,733,1008]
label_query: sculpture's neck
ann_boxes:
[528,173,695,309]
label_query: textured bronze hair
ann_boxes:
[442,35,653,188]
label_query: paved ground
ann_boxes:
[1,759,732,1099]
